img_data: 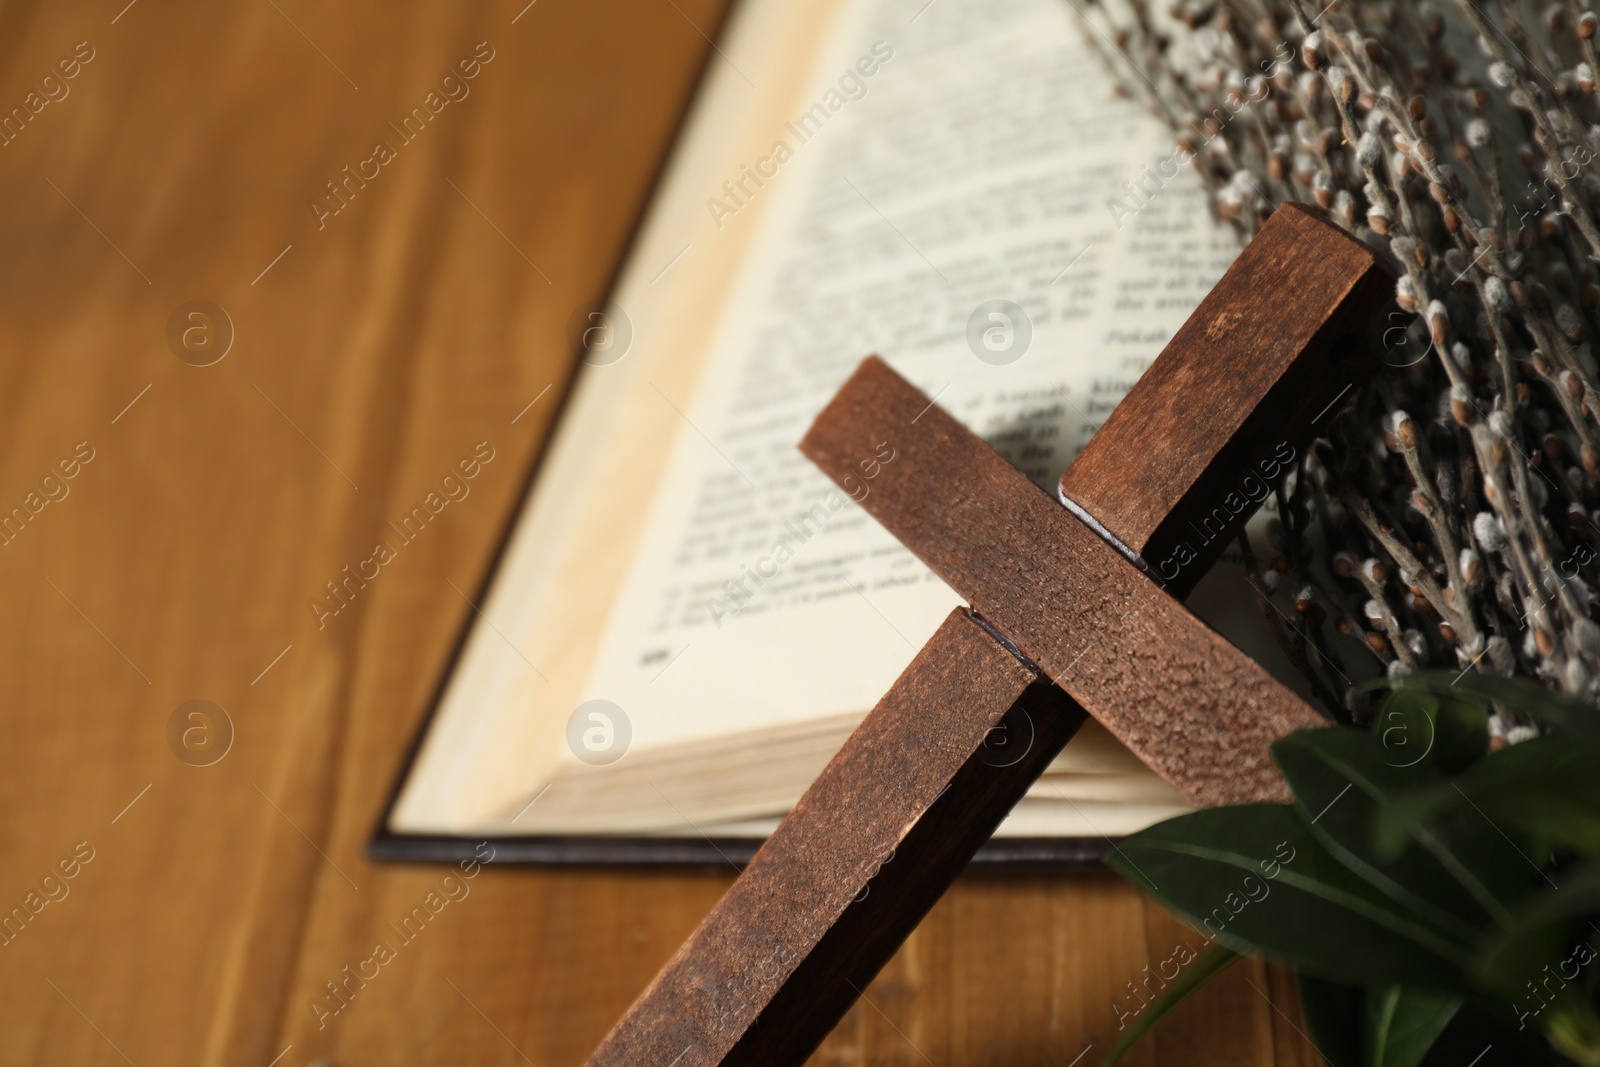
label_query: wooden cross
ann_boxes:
[584,203,1393,1066]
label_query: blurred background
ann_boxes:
[0,1,1314,1063]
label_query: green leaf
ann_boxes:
[1366,687,1487,774]
[1371,689,1443,771]
[1475,856,1600,993]
[1376,735,1600,857]
[1545,1003,1600,1067]
[1106,804,1478,991]
[1296,973,1362,1067]
[1431,696,1490,774]
[1363,986,1460,1067]
[1272,727,1524,936]
[1371,672,1600,743]
[1417,997,1569,1065]
[1097,945,1240,1066]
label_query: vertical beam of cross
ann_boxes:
[584,203,1393,1066]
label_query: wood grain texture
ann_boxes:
[591,205,1372,1064]
[0,0,1319,1063]
[586,609,1087,1066]
[1059,202,1393,593]
[801,356,1326,808]
[0,0,736,1064]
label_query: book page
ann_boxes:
[389,0,853,834]
[568,0,1239,760]
[394,0,1252,840]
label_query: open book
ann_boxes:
[376,0,1302,865]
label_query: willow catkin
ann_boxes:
[1078,0,1600,714]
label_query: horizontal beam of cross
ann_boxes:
[584,202,1393,1067]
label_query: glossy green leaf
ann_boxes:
[1363,986,1460,1067]
[1376,735,1600,857]
[1271,727,1526,935]
[1431,695,1490,774]
[1365,686,1488,774]
[1372,689,1443,772]
[1475,856,1600,994]
[1097,945,1240,1066]
[1110,673,1599,1066]
[1106,804,1477,991]
[1371,673,1600,743]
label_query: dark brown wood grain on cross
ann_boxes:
[584,203,1394,1067]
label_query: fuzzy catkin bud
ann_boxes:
[1224,71,1248,109]
[1294,151,1318,187]
[1473,511,1505,550]
[1396,275,1418,313]
[1313,170,1335,209]
[1393,410,1417,450]
[1335,189,1356,228]
[1427,300,1450,345]
[1576,617,1600,656]
[1216,185,1243,221]
[1558,304,1585,342]
[1506,722,1539,745]
[1484,276,1512,316]
[1357,132,1382,170]
[1328,66,1355,102]
[1566,659,1591,695]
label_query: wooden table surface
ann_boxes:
[0,1,1320,1063]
